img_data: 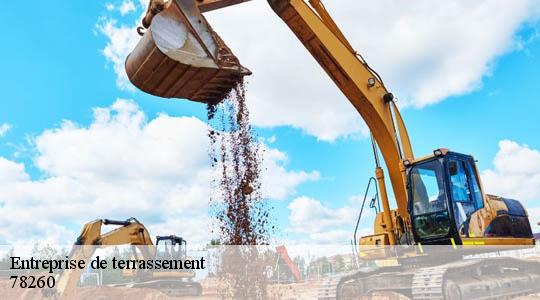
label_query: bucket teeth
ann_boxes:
[126,0,250,104]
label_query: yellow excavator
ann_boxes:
[125,0,539,298]
[51,218,202,299]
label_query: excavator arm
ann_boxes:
[266,0,414,226]
[128,0,535,249]
[52,218,156,300]
[141,0,250,28]
[129,0,413,244]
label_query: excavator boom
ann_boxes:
[267,0,414,236]
[127,0,533,248]
[129,0,413,244]
[195,0,250,12]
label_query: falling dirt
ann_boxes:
[206,81,274,299]
[206,80,271,246]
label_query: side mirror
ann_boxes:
[448,161,458,176]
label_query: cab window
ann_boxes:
[409,160,451,240]
[467,162,484,210]
[448,159,480,231]
[410,160,447,215]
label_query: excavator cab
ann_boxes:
[407,150,481,245]
[156,235,187,260]
[407,149,533,245]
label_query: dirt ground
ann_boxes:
[0,280,182,300]
[4,277,540,300]
[0,278,317,300]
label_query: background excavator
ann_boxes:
[125,0,540,298]
[52,218,202,299]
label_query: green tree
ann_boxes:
[0,248,14,270]
[209,239,221,246]
[334,255,345,273]
[31,243,59,260]
[101,246,132,284]
[293,256,306,278]
[307,256,332,277]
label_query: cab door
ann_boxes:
[446,157,484,238]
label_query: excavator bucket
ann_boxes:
[125,0,250,104]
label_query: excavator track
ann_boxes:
[411,263,459,299]
[428,257,540,300]
[318,274,342,299]
[318,270,367,300]
[318,267,409,300]
[319,257,540,300]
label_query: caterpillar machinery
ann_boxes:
[52,218,202,299]
[126,0,540,298]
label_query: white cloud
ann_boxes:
[283,140,540,244]
[98,1,540,141]
[480,139,540,229]
[0,100,212,245]
[105,3,115,11]
[266,135,276,144]
[307,230,351,245]
[0,157,28,183]
[119,0,136,16]
[0,123,11,137]
[206,1,540,140]
[481,140,540,202]
[96,19,140,91]
[261,147,320,200]
[0,100,314,245]
[288,196,361,243]
[526,206,540,232]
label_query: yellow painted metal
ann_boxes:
[462,237,535,246]
[393,104,414,160]
[142,0,415,239]
[54,219,157,299]
[54,219,195,299]
[268,0,413,220]
[359,233,390,246]
[462,240,486,246]
[374,259,400,267]
[307,0,355,53]
[146,0,536,248]
[195,0,251,12]
[375,167,396,244]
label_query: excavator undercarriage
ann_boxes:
[319,255,540,300]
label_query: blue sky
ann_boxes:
[1,0,540,246]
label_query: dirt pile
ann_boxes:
[0,280,40,299]
[267,282,318,300]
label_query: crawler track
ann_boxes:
[318,258,540,300]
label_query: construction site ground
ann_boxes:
[3,278,540,300]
